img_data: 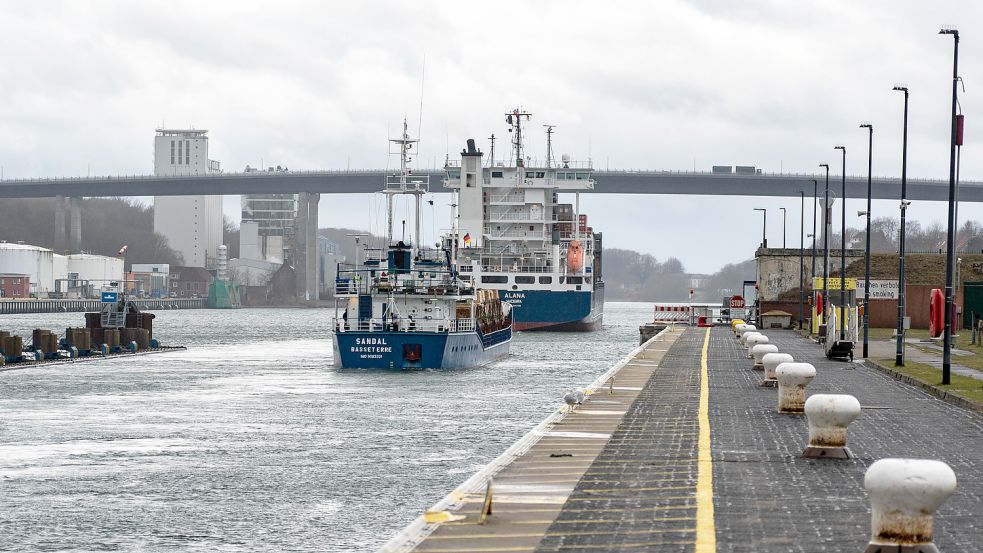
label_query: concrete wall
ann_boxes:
[756,247,865,301]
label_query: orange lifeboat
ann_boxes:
[567,240,584,273]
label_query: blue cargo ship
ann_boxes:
[331,122,512,369]
[443,109,604,331]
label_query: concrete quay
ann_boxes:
[384,326,983,552]
[0,298,204,314]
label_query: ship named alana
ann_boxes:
[443,109,603,331]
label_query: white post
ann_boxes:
[864,458,957,552]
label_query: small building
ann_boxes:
[0,273,30,298]
[131,263,170,297]
[760,310,793,329]
[168,266,213,298]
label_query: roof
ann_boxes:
[0,242,52,252]
[170,266,212,281]
[761,310,794,317]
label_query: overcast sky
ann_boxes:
[1,1,982,273]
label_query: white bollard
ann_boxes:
[739,328,759,345]
[751,344,779,369]
[745,334,769,358]
[761,352,793,387]
[734,323,748,338]
[863,458,957,553]
[802,394,861,459]
[775,362,816,413]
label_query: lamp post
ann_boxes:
[754,208,767,248]
[799,191,805,330]
[860,123,873,358]
[780,207,787,248]
[820,163,831,332]
[811,179,818,281]
[893,85,909,366]
[940,27,960,385]
[834,145,847,342]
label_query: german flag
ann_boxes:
[463,233,472,247]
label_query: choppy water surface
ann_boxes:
[0,302,651,552]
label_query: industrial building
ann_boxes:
[152,129,224,268]
[0,242,123,297]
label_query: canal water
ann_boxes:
[0,302,651,552]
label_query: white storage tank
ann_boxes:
[65,254,124,287]
[0,242,55,295]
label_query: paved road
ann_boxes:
[534,327,983,552]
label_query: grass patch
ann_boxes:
[875,358,983,407]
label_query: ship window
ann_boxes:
[459,265,472,272]
[536,171,545,178]
[567,276,583,284]
[446,169,460,179]
[481,275,508,284]
[515,276,534,284]
[492,171,503,178]
[576,172,588,180]
[539,276,552,284]
[170,140,175,164]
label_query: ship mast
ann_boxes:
[506,108,532,167]
[386,119,425,255]
[544,124,556,168]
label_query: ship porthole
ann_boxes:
[512,285,518,290]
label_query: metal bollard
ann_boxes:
[734,323,750,338]
[802,394,861,459]
[863,458,957,553]
[739,328,760,345]
[745,334,769,358]
[761,352,793,387]
[751,344,779,369]
[775,362,816,413]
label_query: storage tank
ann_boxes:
[0,242,54,294]
[65,254,125,292]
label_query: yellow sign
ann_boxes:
[812,277,857,290]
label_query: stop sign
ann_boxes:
[730,295,745,309]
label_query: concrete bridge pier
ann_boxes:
[69,197,82,252]
[294,192,320,304]
[54,195,67,253]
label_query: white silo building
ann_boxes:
[153,129,224,268]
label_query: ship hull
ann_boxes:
[332,327,511,369]
[501,283,604,332]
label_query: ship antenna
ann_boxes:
[544,124,556,168]
[506,108,532,167]
[488,133,496,167]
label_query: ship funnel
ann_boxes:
[462,139,482,156]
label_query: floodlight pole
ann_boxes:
[940,28,959,385]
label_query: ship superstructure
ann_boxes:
[443,110,604,331]
[331,121,512,369]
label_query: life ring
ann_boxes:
[929,288,945,339]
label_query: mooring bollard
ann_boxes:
[775,362,816,413]
[802,394,861,459]
[739,328,759,345]
[863,458,957,553]
[751,344,779,369]
[745,334,769,358]
[761,352,793,386]
[734,323,749,338]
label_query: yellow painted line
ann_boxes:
[696,327,716,552]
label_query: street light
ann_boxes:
[834,145,847,342]
[820,163,831,333]
[753,208,767,248]
[860,122,873,358]
[893,85,910,366]
[780,207,787,248]
[940,27,960,385]
[810,179,818,281]
[799,191,805,330]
